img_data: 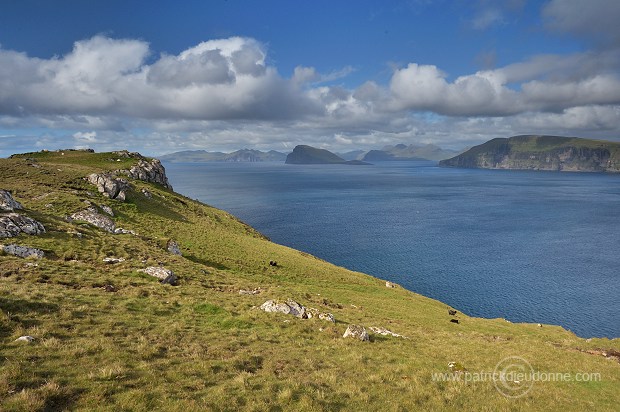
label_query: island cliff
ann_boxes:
[439,135,620,172]
[285,145,370,165]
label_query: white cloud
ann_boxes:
[0,33,619,155]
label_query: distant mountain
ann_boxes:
[337,150,366,161]
[161,149,287,163]
[285,145,371,165]
[439,135,620,173]
[360,144,461,162]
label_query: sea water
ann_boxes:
[164,161,620,338]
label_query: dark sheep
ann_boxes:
[448,309,457,316]
[269,261,278,267]
[450,319,459,324]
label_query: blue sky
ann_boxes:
[1,0,619,156]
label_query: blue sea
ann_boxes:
[164,161,620,338]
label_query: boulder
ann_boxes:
[141,189,152,198]
[87,173,129,201]
[71,207,115,233]
[0,190,23,211]
[343,324,370,341]
[127,159,173,190]
[139,266,177,284]
[167,239,181,255]
[0,214,45,237]
[259,299,308,319]
[2,244,44,258]
[318,312,336,323]
[306,307,336,322]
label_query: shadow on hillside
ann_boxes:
[184,254,229,271]
[0,297,59,336]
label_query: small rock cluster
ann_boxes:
[126,159,173,190]
[0,214,46,238]
[368,326,407,339]
[343,325,370,341]
[167,239,181,255]
[259,299,335,322]
[87,173,129,201]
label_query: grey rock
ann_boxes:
[87,173,129,201]
[114,228,137,235]
[0,214,45,237]
[71,208,115,233]
[167,239,181,255]
[139,266,177,284]
[100,205,114,216]
[103,257,125,264]
[2,244,44,259]
[0,190,23,211]
[318,312,336,323]
[369,326,406,338]
[306,307,335,322]
[126,159,173,190]
[259,299,308,319]
[238,288,262,295]
[343,324,370,341]
[141,188,152,198]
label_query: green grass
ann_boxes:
[1,150,619,411]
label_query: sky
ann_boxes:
[0,0,619,157]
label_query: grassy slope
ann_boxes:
[1,151,619,411]
[441,135,620,170]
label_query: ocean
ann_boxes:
[164,161,620,338]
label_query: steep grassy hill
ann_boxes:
[440,135,620,172]
[0,150,618,411]
[285,145,370,165]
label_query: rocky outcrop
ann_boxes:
[260,299,308,318]
[440,135,620,173]
[369,326,406,338]
[126,159,172,190]
[139,266,177,284]
[0,214,46,237]
[71,207,115,233]
[259,300,335,322]
[2,244,45,258]
[0,190,23,211]
[343,324,370,341]
[87,173,129,201]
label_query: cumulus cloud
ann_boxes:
[0,32,619,155]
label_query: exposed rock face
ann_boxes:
[87,173,129,201]
[0,214,46,237]
[260,299,308,319]
[167,239,181,255]
[100,205,114,216]
[369,326,406,338]
[0,190,23,211]
[71,207,115,233]
[343,324,370,341]
[2,244,45,258]
[139,266,177,284]
[440,135,620,172]
[127,159,172,190]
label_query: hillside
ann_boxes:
[0,149,618,411]
[161,149,287,163]
[439,135,620,172]
[285,145,370,165]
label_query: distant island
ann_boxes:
[360,143,462,162]
[160,148,287,163]
[285,145,371,165]
[439,135,620,173]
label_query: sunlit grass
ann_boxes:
[0,151,618,411]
